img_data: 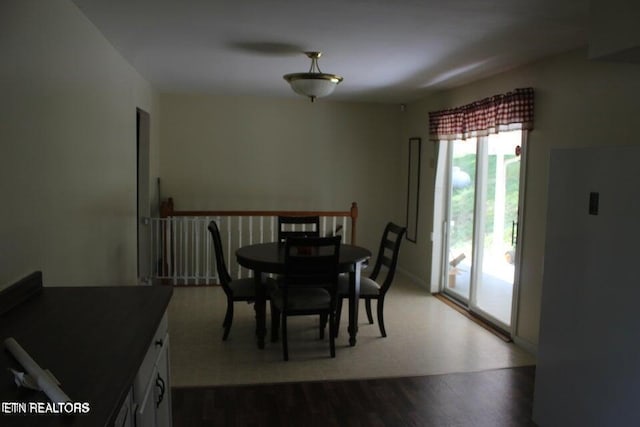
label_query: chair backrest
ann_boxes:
[277,216,320,242]
[283,236,341,295]
[207,221,232,293]
[369,222,407,294]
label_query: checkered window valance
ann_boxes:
[429,88,534,141]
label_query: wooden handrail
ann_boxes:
[160,198,359,244]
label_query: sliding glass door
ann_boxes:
[445,138,477,301]
[443,131,524,329]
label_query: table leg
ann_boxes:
[254,271,266,349]
[348,261,363,346]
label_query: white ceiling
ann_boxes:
[72,0,590,103]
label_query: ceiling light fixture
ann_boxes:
[283,52,343,102]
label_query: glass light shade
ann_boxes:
[283,73,343,100]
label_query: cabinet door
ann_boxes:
[135,364,158,427]
[154,334,172,427]
[133,313,172,427]
[114,388,133,427]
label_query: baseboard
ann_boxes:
[512,336,538,356]
[396,267,429,290]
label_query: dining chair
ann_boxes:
[208,220,269,340]
[277,215,320,242]
[270,236,341,361]
[336,222,406,337]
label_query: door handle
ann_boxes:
[155,374,166,408]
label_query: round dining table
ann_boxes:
[236,242,371,349]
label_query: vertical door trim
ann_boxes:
[468,136,488,308]
[508,131,529,335]
[137,108,151,284]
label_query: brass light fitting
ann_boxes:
[283,52,343,102]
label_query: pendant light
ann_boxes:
[283,52,343,102]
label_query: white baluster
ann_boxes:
[193,218,198,284]
[342,217,347,243]
[175,220,178,279]
[259,216,264,243]
[209,218,214,284]
[185,220,191,283]
[172,218,177,285]
[165,218,171,280]
[186,218,191,284]
[199,218,205,284]
[204,217,209,284]
[173,218,178,283]
[177,219,182,284]
[200,217,205,284]
[271,216,275,242]
[181,219,186,285]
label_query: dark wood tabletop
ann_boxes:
[236,242,371,274]
[0,283,173,426]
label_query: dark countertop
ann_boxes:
[0,285,173,426]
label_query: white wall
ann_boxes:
[400,48,640,348]
[0,0,158,288]
[158,94,403,255]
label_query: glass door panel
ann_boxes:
[441,131,524,330]
[474,133,521,325]
[445,139,477,301]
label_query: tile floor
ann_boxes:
[167,273,536,387]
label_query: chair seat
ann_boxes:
[271,287,331,311]
[338,275,381,297]
[229,277,277,299]
[228,278,256,299]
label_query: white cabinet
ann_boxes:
[117,311,172,427]
[154,334,172,427]
[114,388,134,427]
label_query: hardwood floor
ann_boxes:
[172,365,537,427]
